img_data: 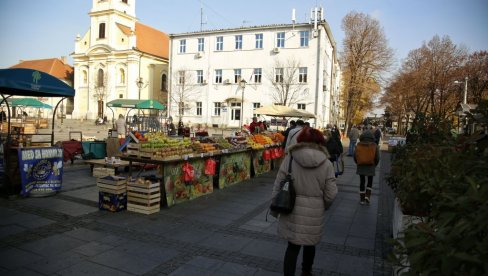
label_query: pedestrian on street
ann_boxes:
[284,119,305,153]
[354,131,380,205]
[347,125,361,156]
[115,114,126,138]
[272,127,337,276]
[373,123,382,145]
[282,120,296,144]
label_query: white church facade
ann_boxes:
[71,0,169,120]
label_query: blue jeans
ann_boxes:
[348,139,357,155]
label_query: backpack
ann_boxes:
[355,142,376,165]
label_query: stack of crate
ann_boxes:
[127,178,160,214]
[97,176,127,212]
[93,167,115,177]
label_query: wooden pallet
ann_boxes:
[93,167,115,177]
[127,203,160,214]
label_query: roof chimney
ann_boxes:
[61,56,67,64]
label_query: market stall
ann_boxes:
[0,68,75,196]
[106,99,166,134]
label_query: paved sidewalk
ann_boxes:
[0,150,393,275]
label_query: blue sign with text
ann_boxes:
[18,147,63,196]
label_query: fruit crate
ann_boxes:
[97,175,127,194]
[93,167,115,177]
[98,191,127,212]
[127,179,160,214]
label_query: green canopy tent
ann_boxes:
[106,99,166,132]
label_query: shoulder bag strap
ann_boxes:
[287,155,293,174]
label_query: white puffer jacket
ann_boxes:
[272,142,338,245]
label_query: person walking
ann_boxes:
[284,120,305,152]
[115,114,127,138]
[347,125,360,156]
[354,131,380,205]
[272,127,338,275]
[373,123,382,145]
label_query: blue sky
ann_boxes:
[0,0,487,71]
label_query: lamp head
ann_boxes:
[239,79,247,88]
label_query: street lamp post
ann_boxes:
[454,76,468,104]
[239,79,247,129]
[136,77,145,100]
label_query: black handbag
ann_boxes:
[270,156,296,214]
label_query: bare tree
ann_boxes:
[169,69,200,122]
[340,11,394,132]
[266,58,310,106]
[462,50,488,104]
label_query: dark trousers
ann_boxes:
[284,241,315,275]
[359,175,373,192]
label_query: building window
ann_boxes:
[255,33,263,49]
[253,102,261,117]
[179,102,185,116]
[122,0,128,3]
[98,23,106,39]
[97,69,104,87]
[299,67,308,83]
[119,94,124,99]
[253,68,262,83]
[178,71,185,84]
[82,70,88,85]
[119,68,125,84]
[234,69,241,83]
[161,74,167,91]
[300,31,309,47]
[179,39,186,53]
[235,35,242,50]
[198,38,205,52]
[196,102,202,116]
[297,103,306,110]
[215,69,222,83]
[214,102,221,116]
[197,70,203,84]
[275,68,283,83]
[276,32,285,48]
[216,36,223,51]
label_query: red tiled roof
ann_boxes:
[10,58,73,81]
[135,22,169,60]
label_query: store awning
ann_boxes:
[0,68,75,97]
[106,99,166,110]
[254,105,316,118]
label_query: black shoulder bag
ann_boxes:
[270,156,296,214]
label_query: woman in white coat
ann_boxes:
[272,127,338,275]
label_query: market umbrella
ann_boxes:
[254,105,316,118]
[6,98,52,109]
[0,68,75,97]
[106,99,166,110]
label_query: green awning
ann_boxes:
[106,99,166,110]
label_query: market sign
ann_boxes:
[18,147,63,196]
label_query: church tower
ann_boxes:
[72,0,169,120]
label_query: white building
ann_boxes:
[168,8,341,129]
[71,0,169,120]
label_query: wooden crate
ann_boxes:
[93,167,115,177]
[127,180,160,214]
[97,176,127,194]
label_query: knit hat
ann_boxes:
[359,130,375,142]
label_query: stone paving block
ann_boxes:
[0,210,55,229]
[241,239,285,261]
[253,269,282,276]
[0,246,43,270]
[345,236,375,250]
[349,223,376,239]
[186,255,225,270]
[19,234,86,257]
[23,198,97,217]
[0,207,21,222]
[56,260,133,276]
[0,224,26,239]
[198,208,244,220]
[89,249,164,275]
[64,228,108,242]
[5,267,45,276]
[94,234,129,246]
[63,186,98,203]
[186,213,233,226]
[218,261,259,275]
[169,264,215,276]
[198,232,253,252]
[320,233,347,245]
[114,240,179,262]
[336,254,374,276]
[314,250,341,271]
[169,226,215,243]
[28,251,87,275]
[72,241,114,256]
